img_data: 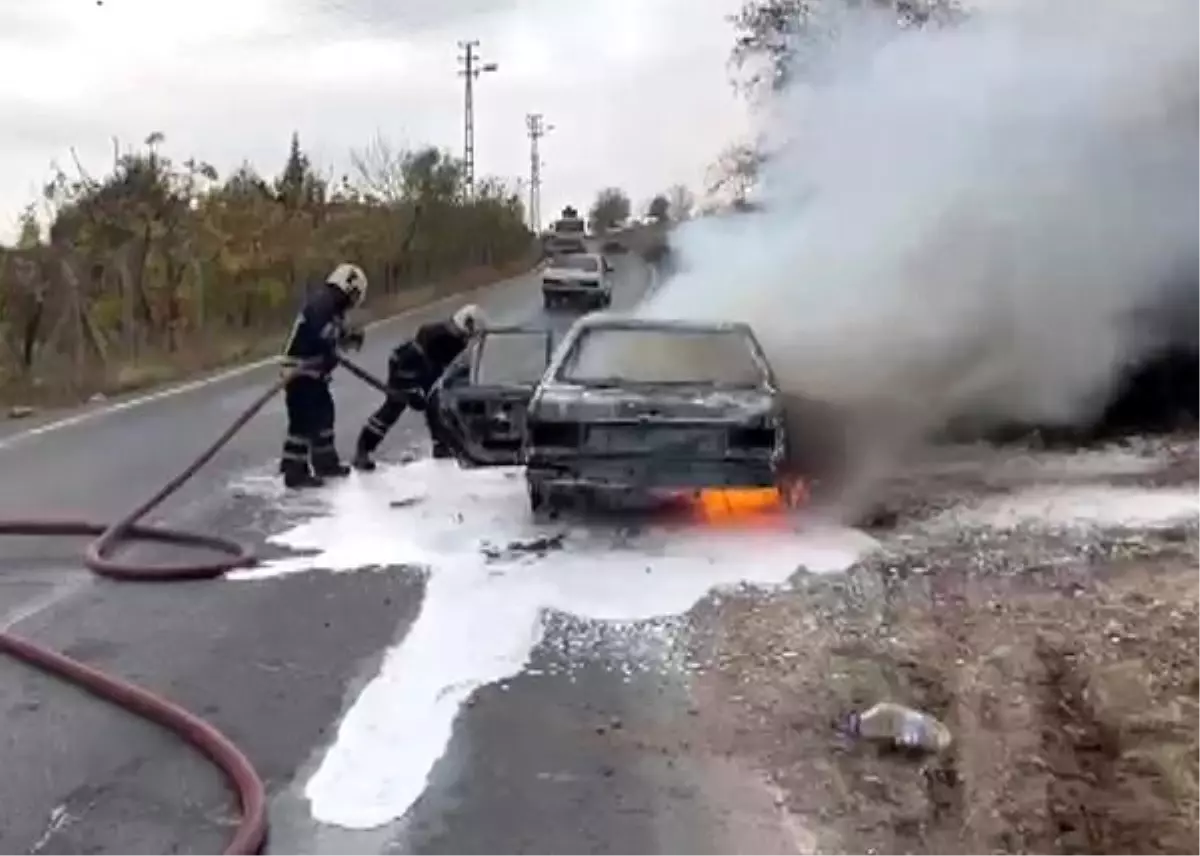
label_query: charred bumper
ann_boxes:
[524,419,785,493]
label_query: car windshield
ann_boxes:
[557,327,766,387]
[475,331,551,385]
[555,255,599,273]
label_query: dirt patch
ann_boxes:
[690,436,1199,854]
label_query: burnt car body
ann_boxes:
[521,315,789,511]
[434,325,556,467]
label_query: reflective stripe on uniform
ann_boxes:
[366,415,389,435]
[282,434,309,461]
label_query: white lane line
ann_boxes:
[0,273,534,453]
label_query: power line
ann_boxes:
[456,40,498,198]
[525,113,552,232]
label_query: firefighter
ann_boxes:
[279,262,368,489]
[351,303,488,471]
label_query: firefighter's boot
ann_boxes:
[311,447,351,478]
[281,435,324,489]
[282,459,325,490]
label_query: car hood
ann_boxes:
[532,385,778,423]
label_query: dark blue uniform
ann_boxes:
[354,320,468,466]
[280,284,355,486]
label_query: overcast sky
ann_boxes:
[0,0,752,239]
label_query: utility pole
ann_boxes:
[457,40,498,198]
[525,113,552,232]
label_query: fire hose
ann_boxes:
[0,354,397,856]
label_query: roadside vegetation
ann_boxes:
[0,131,532,408]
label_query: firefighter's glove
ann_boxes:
[404,388,428,411]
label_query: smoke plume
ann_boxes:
[640,0,1198,515]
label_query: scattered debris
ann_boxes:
[388,496,423,509]
[845,701,952,754]
[480,532,567,561]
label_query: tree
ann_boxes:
[646,194,670,223]
[349,133,411,204]
[275,131,325,210]
[729,0,966,96]
[15,205,40,248]
[588,187,631,232]
[665,184,695,221]
[706,143,766,205]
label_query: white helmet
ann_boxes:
[326,262,368,305]
[452,303,487,335]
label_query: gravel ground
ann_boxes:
[687,431,1198,854]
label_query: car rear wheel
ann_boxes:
[527,475,563,515]
[527,477,548,513]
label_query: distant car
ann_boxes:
[434,325,556,467]
[544,235,588,257]
[541,253,613,311]
[521,315,791,512]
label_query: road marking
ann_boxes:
[0,274,533,453]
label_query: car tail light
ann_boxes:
[728,426,776,448]
[529,421,582,446]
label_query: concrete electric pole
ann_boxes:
[457,40,498,198]
[525,113,553,232]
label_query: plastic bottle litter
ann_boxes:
[846,702,953,754]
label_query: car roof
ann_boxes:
[567,312,754,336]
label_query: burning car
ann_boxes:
[521,316,793,513]
[434,325,556,467]
[541,252,613,311]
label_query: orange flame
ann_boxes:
[691,480,810,525]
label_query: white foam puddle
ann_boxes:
[951,484,1200,530]
[230,459,878,830]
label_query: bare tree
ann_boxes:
[349,133,409,204]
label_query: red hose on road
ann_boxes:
[0,375,294,855]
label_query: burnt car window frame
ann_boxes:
[550,321,773,390]
[469,326,556,387]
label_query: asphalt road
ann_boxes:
[0,254,754,855]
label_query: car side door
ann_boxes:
[435,327,555,467]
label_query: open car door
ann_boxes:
[435,325,555,467]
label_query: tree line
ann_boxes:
[0,131,532,405]
[582,183,697,233]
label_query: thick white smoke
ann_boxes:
[640,0,1198,509]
